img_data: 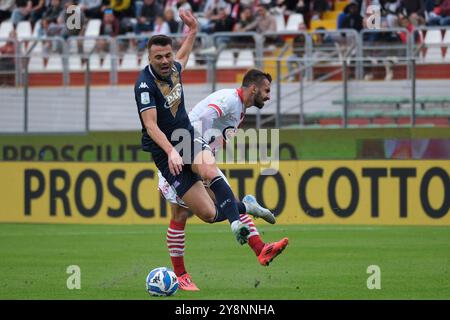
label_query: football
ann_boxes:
[146,267,179,296]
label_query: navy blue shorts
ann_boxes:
[152,133,211,199]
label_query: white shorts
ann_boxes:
[157,168,230,209]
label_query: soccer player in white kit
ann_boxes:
[159,69,289,291]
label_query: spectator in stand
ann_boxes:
[337,1,351,29]
[212,5,234,32]
[153,15,171,35]
[285,0,310,26]
[311,0,329,20]
[172,0,192,23]
[209,5,234,46]
[164,7,180,33]
[286,22,307,81]
[0,29,16,71]
[231,5,254,46]
[427,0,450,26]
[241,4,276,33]
[96,7,119,54]
[79,0,104,19]
[189,0,203,12]
[233,5,253,31]
[201,0,228,32]
[109,0,130,16]
[271,0,287,15]
[380,0,401,28]
[0,0,14,24]
[42,0,63,23]
[134,0,164,34]
[242,4,280,46]
[228,0,242,21]
[341,1,363,32]
[11,0,45,26]
[39,0,64,53]
[399,0,426,25]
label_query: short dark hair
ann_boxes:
[147,34,173,51]
[242,69,272,87]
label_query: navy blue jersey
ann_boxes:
[134,61,193,154]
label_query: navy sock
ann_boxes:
[213,205,227,222]
[209,176,240,224]
[236,201,246,215]
[213,201,245,222]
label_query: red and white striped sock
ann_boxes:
[240,214,265,256]
[167,219,186,277]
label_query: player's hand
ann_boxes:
[168,148,184,176]
[179,9,198,33]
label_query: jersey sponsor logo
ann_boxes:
[141,92,150,105]
[139,82,149,89]
[163,83,182,110]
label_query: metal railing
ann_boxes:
[1,27,449,132]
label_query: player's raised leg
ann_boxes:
[190,148,250,245]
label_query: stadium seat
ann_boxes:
[89,54,102,71]
[84,19,102,53]
[0,21,13,46]
[373,117,395,125]
[45,55,63,71]
[32,20,41,37]
[423,29,443,62]
[68,55,83,71]
[140,54,149,69]
[100,54,112,70]
[416,117,449,126]
[235,50,254,67]
[348,118,370,126]
[319,118,342,125]
[443,30,450,61]
[274,14,286,32]
[216,50,235,68]
[186,53,196,68]
[286,14,304,31]
[16,21,32,40]
[397,117,411,125]
[85,19,102,37]
[28,56,45,72]
[119,53,139,70]
[310,19,336,31]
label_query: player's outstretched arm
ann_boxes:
[175,9,198,72]
[141,109,184,176]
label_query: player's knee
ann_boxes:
[200,165,218,182]
[195,206,216,223]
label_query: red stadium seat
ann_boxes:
[348,118,370,125]
[397,117,411,125]
[416,117,449,126]
[373,117,395,125]
[319,118,342,125]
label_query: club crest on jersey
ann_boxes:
[164,83,182,110]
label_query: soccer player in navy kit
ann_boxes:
[134,10,250,246]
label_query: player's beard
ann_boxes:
[254,92,267,109]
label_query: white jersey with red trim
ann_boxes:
[188,88,245,153]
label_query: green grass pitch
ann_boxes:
[0,223,449,300]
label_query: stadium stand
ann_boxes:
[0,0,449,129]
[423,28,443,62]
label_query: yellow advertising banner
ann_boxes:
[0,161,448,225]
